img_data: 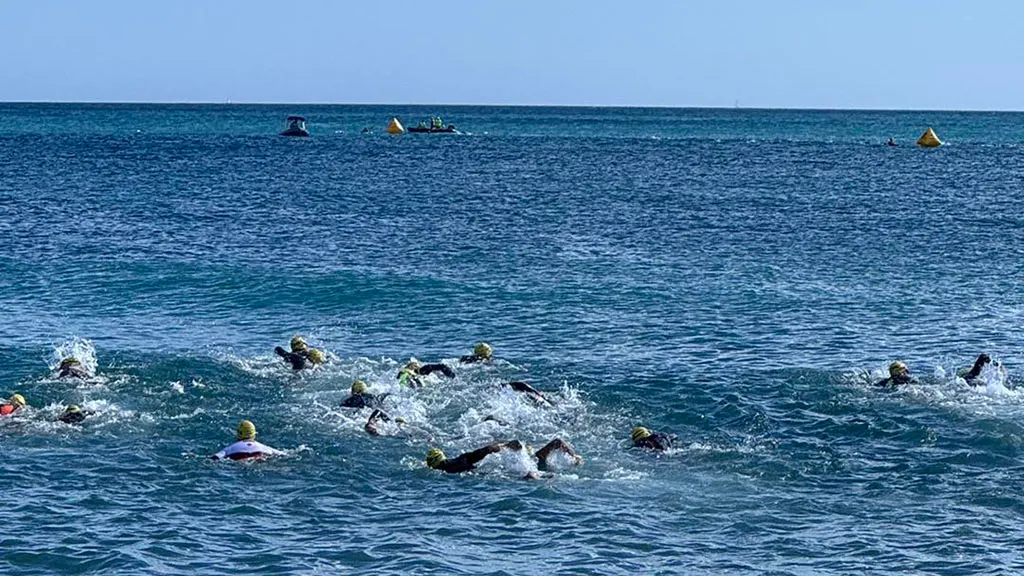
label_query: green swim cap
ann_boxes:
[473,342,493,360]
[426,448,446,469]
[290,336,308,353]
[631,426,651,442]
[889,361,908,378]
[306,348,325,364]
[236,420,257,441]
[60,357,81,368]
[65,405,81,414]
[351,380,368,395]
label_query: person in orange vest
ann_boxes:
[0,393,26,416]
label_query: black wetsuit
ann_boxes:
[341,392,390,409]
[59,410,93,424]
[534,438,577,472]
[275,347,314,370]
[874,374,916,388]
[58,365,91,379]
[434,443,505,474]
[635,432,676,452]
[460,354,488,364]
[419,363,455,378]
[961,354,991,387]
[364,409,394,436]
[399,363,456,387]
[505,381,549,403]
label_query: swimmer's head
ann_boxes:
[473,342,493,360]
[65,405,81,414]
[290,336,308,353]
[351,380,368,395]
[631,426,651,442]
[976,353,992,366]
[306,349,325,364]
[426,448,446,469]
[404,359,422,373]
[889,361,909,378]
[59,357,80,369]
[236,420,257,441]
[9,393,25,407]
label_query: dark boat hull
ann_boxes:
[407,127,458,134]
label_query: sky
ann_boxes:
[0,0,1020,109]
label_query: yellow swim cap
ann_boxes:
[290,336,308,353]
[631,426,651,442]
[66,405,81,414]
[351,380,368,395]
[306,349,325,364]
[60,357,80,368]
[426,448,446,469]
[9,393,26,407]
[404,359,422,372]
[473,342,493,360]
[236,419,257,441]
[889,361,909,378]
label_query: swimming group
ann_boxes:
[0,339,1004,479]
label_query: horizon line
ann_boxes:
[1,100,1022,113]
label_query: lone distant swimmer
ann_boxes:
[874,361,917,388]
[341,380,390,409]
[887,137,896,147]
[631,426,676,452]
[275,336,326,371]
[211,420,285,461]
[959,353,995,387]
[57,357,92,379]
[397,359,455,388]
[0,393,26,416]
[59,405,94,424]
[460,342,494,364]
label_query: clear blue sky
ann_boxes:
[1,0,1020,109]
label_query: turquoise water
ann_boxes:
[2,104,1024,574]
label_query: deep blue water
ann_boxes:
[2,104,1024,574]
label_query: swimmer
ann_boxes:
[874,360,917,388]
[211,420,285,461]
[532,438,583,471]
[397,359,455,388]
[341,380,390,409]
[460,342,493,364]
[426,440,524,474]
[57,357,92,379]
[631,426,676,452]
[0,393,26,416]
[59,405,94,424]
[363,409,406,436]
[959,353,995,387]
[887,136,896,147]
[274,335,326,371]
[503,381,551,406]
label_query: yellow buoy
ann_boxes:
[917,127,942,148]
[387,117,405,134]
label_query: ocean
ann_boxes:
[2,104,1023,574]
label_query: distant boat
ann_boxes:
[281,116,309,137]
[408,125,459,134]
[408,116,460,134]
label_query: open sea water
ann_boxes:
[2,104,1024,574]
